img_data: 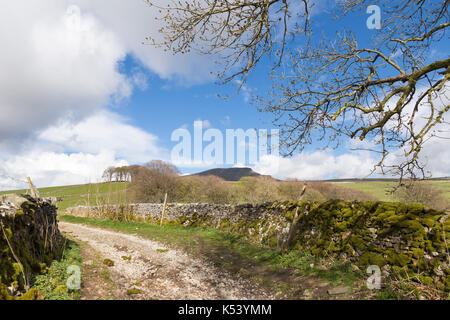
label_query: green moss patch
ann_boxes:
[103,259,115,267]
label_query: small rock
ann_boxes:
[352,265,360,271]
[339,253,348,260]
[317,282,329,288]
[342,231,351,240]
[432,252,439,257]
[435,266,444,277]
[303,289,312,296]
[146,267,158,277]
[7,285,16,296]
[327,286,350,295]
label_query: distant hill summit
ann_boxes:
[194,167,262,181]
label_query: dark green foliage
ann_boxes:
[32,241,82,300]
[292,200,449,291]
[103,259,115,267]
[126,288,141,295]
[0,195,64,300]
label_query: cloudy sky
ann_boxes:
[0,0,449,190]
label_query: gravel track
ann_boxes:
[59,222,273,300]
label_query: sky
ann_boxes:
[0,0,449,190]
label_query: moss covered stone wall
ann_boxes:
[66,200,450,290]
[288,200,450,291]
[0,194,63,299]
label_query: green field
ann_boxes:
[333,180,450,202]
[0,182,129,212]
[2,178,449,213]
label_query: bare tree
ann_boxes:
[145,160,180,176]
[102,166,115,182]
[130,160,180,203]
[393,180,449,211]
[126,165,145,182]
[145,0,449,180]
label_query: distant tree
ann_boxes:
[112,167,126,182]
[145,160,180,176]
[235,176,280,204]
[201,175,233,204]
[130,160,180,203]
[278,179,325,202]
[102,166,115,182]
[126,165,145,182]
[394,181,449,210]
[307,181,378,202]
[175,175,206,203]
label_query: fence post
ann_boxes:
[283,183,307,251]
[160,193,168,226]
[27,176,40,199]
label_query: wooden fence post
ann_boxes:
[283,183,307,251]
[27,176,40,199]
[160,193,168,226]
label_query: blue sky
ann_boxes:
[0,0,448,189]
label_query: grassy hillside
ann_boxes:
[0,182,129,213]
[332,180,450,202]
[2,178,448,213]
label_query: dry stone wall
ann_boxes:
[66,202,292,247]
[1,194,63,299]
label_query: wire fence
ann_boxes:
[0,173,30,192]
[0,173,83,194]
[1,174,130,199]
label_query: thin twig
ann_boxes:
[0,221,28,290]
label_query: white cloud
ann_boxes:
[74,0,216,84]
[194,119,212,129]
[39,110,164,164]
[0,150,128,190]
[0,1,131,146]
[0,1,196,189]
[131,70,149,91]
[254,128,450,180]
[366,84,450,178]
[260,82,450,181]
[0,0,216,149]
[253,150,377,180]
[0,110,165,190]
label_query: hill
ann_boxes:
[0,182,129,213]
[193,167,262,181]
